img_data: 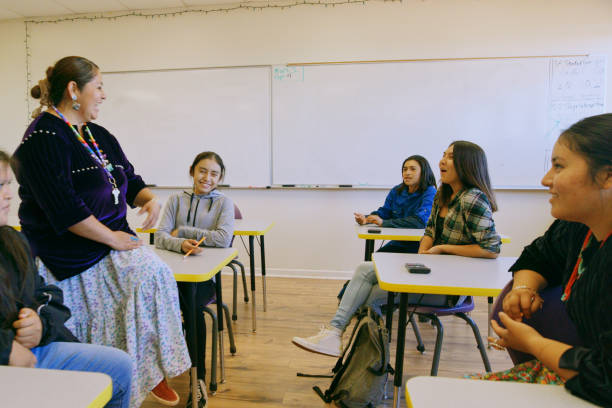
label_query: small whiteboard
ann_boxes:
[101,66,271,187]
[272,56,606,188]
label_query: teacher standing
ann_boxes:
[12,56,190,407]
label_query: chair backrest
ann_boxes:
[234,204,243,220]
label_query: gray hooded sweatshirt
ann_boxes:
[155,189,235,253]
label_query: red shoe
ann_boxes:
[151,378,180,406]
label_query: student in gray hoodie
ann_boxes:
[154,151,234,401]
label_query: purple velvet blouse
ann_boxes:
[12,112,146,281]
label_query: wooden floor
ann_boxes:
[141,275,512,407]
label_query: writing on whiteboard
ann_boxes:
[273,65,304,82]
[545,56,607,171]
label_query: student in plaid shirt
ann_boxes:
[292,141,501,358]
[419,140,501,258]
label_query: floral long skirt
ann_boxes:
[38,246,191,407]
[466,359,565,385]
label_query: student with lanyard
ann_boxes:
[12,56,190,407]
[155,151,234,402]
[468,113,612,407]
[293,141,500,357]
[0,150,133,408]
[353,155,436,253]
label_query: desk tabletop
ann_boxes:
[355,225,424,241]
[152,246,237,283]
[0,366,112,408]
[233,220,275,235]
[405,376,597,408]
[137,220,275,236]
[355,225,511,243]
[373,252,516,296]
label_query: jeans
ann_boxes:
[330,262,447,331]
[377,240,420,254]
[32,342,133,408]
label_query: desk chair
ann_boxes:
[227,204,249,320]
[407,296,491,376]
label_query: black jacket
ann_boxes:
[510,220,612,407]
[0,227,77,365]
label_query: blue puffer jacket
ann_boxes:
[371,184,436,228]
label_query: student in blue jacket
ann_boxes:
[354,155,436,253]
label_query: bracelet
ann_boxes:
[511,285,536,293]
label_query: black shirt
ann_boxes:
[510,220,612,407]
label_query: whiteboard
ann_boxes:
[272,57,606,188]
[101,67,271,187]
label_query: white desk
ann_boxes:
[355,225,424,261]
[153,247,237,403]
[233,220,274,332]
[0,366,111,407]
[355,225,511,261]
[405,376,597,408]
[372,252,516,408]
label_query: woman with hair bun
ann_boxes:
[13,56,190,407]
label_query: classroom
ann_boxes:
[0,0,610,407]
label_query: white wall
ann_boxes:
[1,0,611,277]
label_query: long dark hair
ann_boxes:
[559,113,612,182]
[396,155,436,193]
[189,151,226,182]
[0,151,33,323]
[438,141,497,212]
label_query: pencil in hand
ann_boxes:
[183,236,206,258]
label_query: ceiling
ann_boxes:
[0,0,254,21]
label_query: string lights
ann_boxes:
[23,0,400,120]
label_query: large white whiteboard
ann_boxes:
[101,67,271,187]
[272,56,606,188]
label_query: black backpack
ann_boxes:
[312,307,393,408]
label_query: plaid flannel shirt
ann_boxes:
[424,187,501,254]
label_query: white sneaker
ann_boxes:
[292,325,342,357]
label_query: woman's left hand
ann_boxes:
[490,311,543,354]
[138,199,161,230]
[365,215,383,226]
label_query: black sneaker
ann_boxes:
[185,379,208,408]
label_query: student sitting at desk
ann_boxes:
[13,56,190,407]
[293,141,500,357]
[155,151,234,400]
[0,150,132,408]
[354,155,436,253]
[469,114,612,407]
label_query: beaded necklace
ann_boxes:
[52,106,120,205]
[562,229,612,301]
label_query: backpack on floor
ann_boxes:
[313,307,393,408]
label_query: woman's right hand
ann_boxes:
[181,239,203,256]
[109,231,143,251]
[9,341,36,367]
[354,213,366,225]
[502,286,544,321]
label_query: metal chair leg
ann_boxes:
[221,303,237,355]
[202,307,218,394]
[428,314,444,376]
[226,263,239,321]
[456,312,492,372]
[230,259,249,303]
[410,314,425,354]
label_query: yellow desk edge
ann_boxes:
[372,261,503,297]
[359,231,510,243]
[87,380,112,408]
[173,249,238,283]
[137,223,275,236]
[233,222,275,235]
[405,385,415,408]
